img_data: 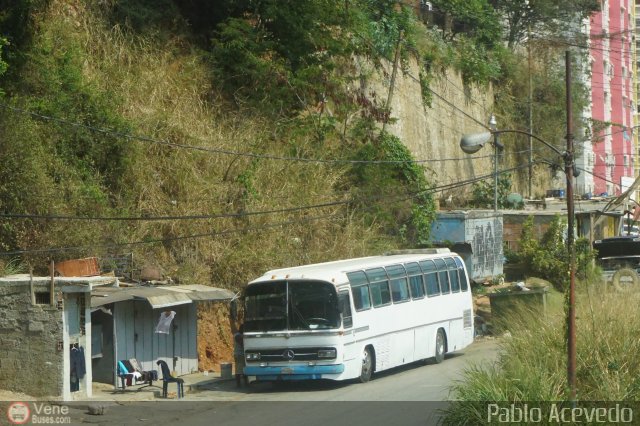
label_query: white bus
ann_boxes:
[242,248,474,382]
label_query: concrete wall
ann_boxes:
[361,58,496,203]
[503,213,557,252]
[0,282,64,397]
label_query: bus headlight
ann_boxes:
[317,349,336,359]
[246,352,260,361]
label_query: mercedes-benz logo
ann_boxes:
[283,349,295,360]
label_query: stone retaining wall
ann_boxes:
[0,281,64,397]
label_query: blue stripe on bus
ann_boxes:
[244,364,345,378]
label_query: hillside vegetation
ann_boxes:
[0,0,597,287]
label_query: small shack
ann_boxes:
[0,274,116,400]
[90,283,235,386]
[430,210,503,282]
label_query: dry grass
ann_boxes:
[442,281,640,424]
[20,0,391,286]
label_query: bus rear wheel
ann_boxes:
[434,329,446,364]
[359,347,373,383]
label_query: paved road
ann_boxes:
[69,338,499,426]
[192,336,499,402]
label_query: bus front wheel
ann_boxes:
[359,347,373,383]
[434,329,446,364]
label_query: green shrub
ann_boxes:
[508,215,597,290]
[348,131,435,247]
[442,288,640,424]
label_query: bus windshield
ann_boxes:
[244,280,341,332]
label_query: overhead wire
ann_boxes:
[0,102,491,165]
[0,164,535,256]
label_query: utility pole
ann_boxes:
[528,25,533,199]
[565,50,577,401]
[489,114,499,211]
[383,28,403,134]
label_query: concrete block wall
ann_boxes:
[0,282,64,397]
[361,59,496,201]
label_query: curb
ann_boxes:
[186,377,236,392]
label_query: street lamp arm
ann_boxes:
[460,129,567,159]
[491,129,565,157]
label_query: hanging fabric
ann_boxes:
[154,310,176,334]
[70,345,86,392]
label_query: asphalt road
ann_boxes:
[68,338,499,426]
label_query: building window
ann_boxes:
[35,292,51,305]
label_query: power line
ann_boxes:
[419,81,491,130]
[0,214,340,256]
[0,161,544,256]
[575,166,622,188]
[0,200,347,222]
[0,158,521,223]
[534,35,634,58]
[0,102,490,165]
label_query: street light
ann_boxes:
[460,121,577,400]
[460,114,504,210]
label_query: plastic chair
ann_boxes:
[117,359,157,390]
[156,360,184,398]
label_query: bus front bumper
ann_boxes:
[244,364,345,381]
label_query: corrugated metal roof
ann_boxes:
[91,284,235,308]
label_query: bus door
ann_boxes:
[338,290,357,362]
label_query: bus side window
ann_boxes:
[434,259,450,293]
[424,272,439,296]
[369,281,391,306]
[365,268,391,307]
[419,260,440,297]
[455,257,470,291]
[405,262,424,299]
[390,278,410,302]
[347,271,372,311]
[386,264,410,303]
[449,269,461,292]
[445,258,460,292]
[338,291,353,328]
[354,286,371,310]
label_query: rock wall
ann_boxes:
[0,282,64,397]
[363,58,495,206]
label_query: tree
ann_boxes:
[430,0,502,48]
[491,0,600,48]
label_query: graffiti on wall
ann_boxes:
[471,219,502,277]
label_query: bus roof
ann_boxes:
[248,249,458,286]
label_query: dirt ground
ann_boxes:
[196,302,235,373]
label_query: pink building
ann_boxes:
[578,0,636,196]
